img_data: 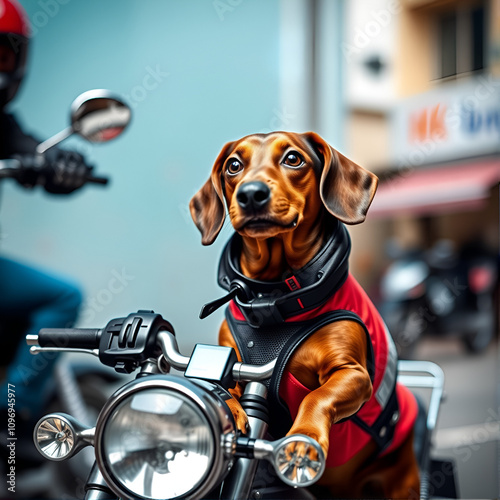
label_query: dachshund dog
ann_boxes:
[190,132,420,499]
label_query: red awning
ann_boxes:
[369,159,500,218]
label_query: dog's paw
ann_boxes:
[282,437,321,463]
[286,426,328,459]
[226,397,249,434]
[278,431,326,484]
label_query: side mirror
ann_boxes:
[37,89,132,154]
[71,89,131,143]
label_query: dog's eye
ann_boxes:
[226,158,243,175]
[282,151,304,168]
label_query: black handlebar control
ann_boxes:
[98,310,175,374]
[37,311,175,375]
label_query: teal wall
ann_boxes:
[3,0,282,351]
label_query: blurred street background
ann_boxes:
[1,0,499,498]
[415,337,498,499]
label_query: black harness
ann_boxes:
[201,220,351,326]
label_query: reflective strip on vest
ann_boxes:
[375,323,398,409]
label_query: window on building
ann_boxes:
[436,5,486,80]
[471,7,485,71]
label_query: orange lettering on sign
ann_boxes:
[410,104,447,143]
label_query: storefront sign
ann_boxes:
[391,76,500,167]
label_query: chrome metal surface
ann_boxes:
[253,435,326,488]
[29,346,99,357]
[94,375,235,500]
[36,127,73,154]
[70,89,131,143]
[156,330,190,370]
[139,358,161,375]
[245,381,269,399]
[232,359,276,381]
[157,330,277,382]
[25,333,39,346]
[84,463,117,500]
[398,360,445,432]
[34,413,95,461]
[220,382,269,499]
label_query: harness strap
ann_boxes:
[351,388,399,451]
[375,323,398,409]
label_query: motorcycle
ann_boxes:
[379,239,498,359]
[26,310,458,499]
[0,90,131,498]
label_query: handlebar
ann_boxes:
[26,311,277,383]
[156,330,276,381]
[85,174,109,185]
[35,328,102,350]
[0,158,108,186]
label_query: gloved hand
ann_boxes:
[10,154,41,188]
[42,149,93,195]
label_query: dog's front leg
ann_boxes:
[285,322,373,458]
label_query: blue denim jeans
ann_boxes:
[0,256,82,419]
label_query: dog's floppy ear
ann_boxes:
[189,141,235,245]
[304,132,378,224]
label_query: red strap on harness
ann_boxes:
[285,276,305,309]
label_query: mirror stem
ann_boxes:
[36,126,74,154]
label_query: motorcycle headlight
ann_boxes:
[94,376,235,500]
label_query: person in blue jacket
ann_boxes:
[0,0,91,427]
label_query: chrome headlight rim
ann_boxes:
[94,375,235,500]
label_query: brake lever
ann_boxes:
[26,333,99,357]
[29,346,99,357]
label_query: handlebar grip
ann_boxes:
[85,175,109,185]
[37,328,102,349]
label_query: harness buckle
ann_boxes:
[236,297,284,327]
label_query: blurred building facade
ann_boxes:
[343,0,500,299]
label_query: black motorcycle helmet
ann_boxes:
[0,0,29,109]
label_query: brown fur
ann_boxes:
[190,132,419,498]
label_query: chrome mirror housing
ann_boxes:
[70,89,131,143]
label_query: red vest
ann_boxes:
[228,273,418,467]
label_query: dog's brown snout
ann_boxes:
[236,181,271,212]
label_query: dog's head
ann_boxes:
[190,131,378,245]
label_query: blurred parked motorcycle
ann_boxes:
[379,239,498,359]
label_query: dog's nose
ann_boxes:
[236,181,271,212]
